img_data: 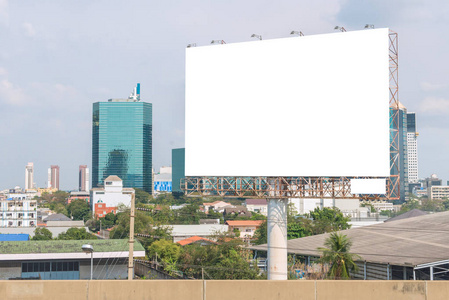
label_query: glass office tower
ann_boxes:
[92,97,152,193]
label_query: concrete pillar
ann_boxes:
[267,198,288,280]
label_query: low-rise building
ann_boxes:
[68,191,90,204]
[154,166,172,194]
[90,176,134,219]
[0,239,145,280]
[225,220,264,240]
[203,200,231,213]
[428,186,449,200]
[166,224,228,243]
[245,199,268,216]
[0,193,37,227]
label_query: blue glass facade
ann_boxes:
[92,101,152,193]
[390,106,408,202]
[171,148,185,193]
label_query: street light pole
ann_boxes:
[82,244,94,280]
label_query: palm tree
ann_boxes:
[318,232,360,279]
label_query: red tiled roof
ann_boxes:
[176,236,216,246]
[225,220,264,227]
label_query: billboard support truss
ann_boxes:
[182,30,399,201]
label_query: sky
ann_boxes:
[0,0,449,190]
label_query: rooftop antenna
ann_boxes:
[290,30,304,36]
[334,26,346,32]
[128,83,141,101]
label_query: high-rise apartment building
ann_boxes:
[48,165,60,190]
[79,165,89,192]
[390,102,408,202]
[92,84,153,193]
[406,112,419,183]
[24,162,34,190]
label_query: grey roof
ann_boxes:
[44,213,71,222]
[245,199,267,205]
[385,209,427,222]
[250,210,449,267]
[104,175,122,181]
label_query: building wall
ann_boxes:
[407,113,419,183]
[2,280,449,300]
[92,101,152,193]
[0,198,37,227]
[429,186,449,200]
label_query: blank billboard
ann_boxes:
[185,29,390,177]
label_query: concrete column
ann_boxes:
[267,198,288,280]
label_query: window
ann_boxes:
[245,229,252,232]
[105,181,112,185]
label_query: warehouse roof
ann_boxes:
[251,211,449,267]
[0,239,144,255]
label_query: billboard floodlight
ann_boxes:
[211,40,226,44]
[365,24,375,29]
[187,43,197,48]
[251,34,262,40]
[334,26,346,32]
[290,30,304,36]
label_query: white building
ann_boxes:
[371,201,394,212]
[428,186,449,200]
[24,162,34,190]
[90,175,134,218]
[289,198,360,216]
[245,199,268,216]
[407,112,419,183]
[0,193,37,227]
[154,166,172,194]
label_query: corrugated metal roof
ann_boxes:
[0,239,144,254]
[250,211,449,267]
[0,234,29,241]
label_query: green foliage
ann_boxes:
[109,210,153,239]
[57,227,97,240]
[148,239,181,262]
[287,222,311,240]
[253,221,267,245]
[308,207,351,234]
[177,233,260,279]
[67,199,91,221]
[318,232,360,279]
[233,228,240,237]
[135,188,151,204]
[32,227,53,240]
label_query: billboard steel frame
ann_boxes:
[182,30,400,201]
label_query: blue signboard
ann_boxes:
[154,181,172,192]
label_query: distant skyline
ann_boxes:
[1,0,449,189]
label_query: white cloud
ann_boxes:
[0,0,8,25]
[22,22,36,37]
[0,67,7,77]
[420,82,447,91]
[419,97,449,115]
[0,79,29,106]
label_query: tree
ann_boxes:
[177,233,260,279]
[135,188,151,204]
[57,227,97,240]
[109,209,154,239]
[32,227,53,240]
[67,199,91,221]
[309,207,351,235]
[318,232,360,279]
[148,239,181,262]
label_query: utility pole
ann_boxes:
[128,191,135,280]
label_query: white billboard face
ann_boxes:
[185,29,390,177]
